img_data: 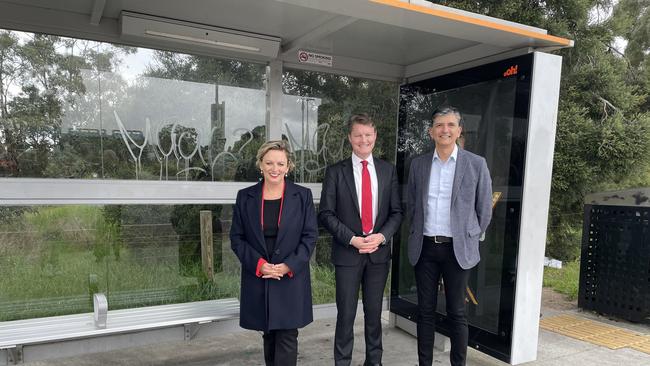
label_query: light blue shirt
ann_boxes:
[423,144,458,237]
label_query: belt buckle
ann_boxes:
[434,236,442,244]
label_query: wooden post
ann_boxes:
[200,210,214,280]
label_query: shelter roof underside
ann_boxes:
[0,0,573,81]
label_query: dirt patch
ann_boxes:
[542,287,578,311]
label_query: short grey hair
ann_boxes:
[431,105,462,126]
[255,140,296,172]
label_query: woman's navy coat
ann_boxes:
[230,180,318,331]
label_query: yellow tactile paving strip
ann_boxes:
[630,337,650,353]
[540,314,590,330]
[540,315,650,353]
[587,329,648,349]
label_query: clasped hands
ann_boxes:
[260,262,291,280]
[351,233,385,254]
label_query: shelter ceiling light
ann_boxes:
[120,11,280,59]
[144,30,261,52]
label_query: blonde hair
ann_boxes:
[255,140,296,172]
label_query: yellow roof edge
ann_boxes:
[369,0,573,47]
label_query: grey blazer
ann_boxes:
[406,148,493,269]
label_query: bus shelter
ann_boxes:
[0,0,571,364]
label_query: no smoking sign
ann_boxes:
[297,50,333,67]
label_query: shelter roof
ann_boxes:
[0,0,573,80]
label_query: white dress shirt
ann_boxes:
[351,153,379,234]
[423,144,458,237]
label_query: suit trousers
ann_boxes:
[263,328,298,366]
[334,255,389,366]
[414,241,470,366]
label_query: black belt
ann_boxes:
[424,235,453,244]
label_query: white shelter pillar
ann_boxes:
[510,51,562,364]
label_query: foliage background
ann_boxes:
[432,0,650,260]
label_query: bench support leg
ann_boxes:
[184,323,199,341]
[7,346,23,364]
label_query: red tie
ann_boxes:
[361,160,373,234]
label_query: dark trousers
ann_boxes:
[414,241,470,366]
[263,328,298,366]
[334,255,389,366]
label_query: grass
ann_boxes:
[311,263,336,305]
[0,205,341,321]
[2,203,586,322]
[542,260,580,301]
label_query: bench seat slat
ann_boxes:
[0,299,240,349]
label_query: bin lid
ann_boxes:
[585,188,650,207]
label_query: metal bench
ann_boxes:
[0,298,240,365]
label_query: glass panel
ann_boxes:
[0,204,236,321]
[282,69,399,183]
[0,30,267,181]
[0,206,108,320]
[394,54,534,361]
[0,203,341,320]
[397,78,519,333]
[312,204,336,305]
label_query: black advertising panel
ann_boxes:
[391,53,534,363]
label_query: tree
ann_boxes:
[0,31,134,178]
[283,70,399,183]
[431,0,650,259]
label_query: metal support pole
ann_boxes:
[266,60,283,141]
[301,97,305,182]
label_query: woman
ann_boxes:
[230,140,318,366]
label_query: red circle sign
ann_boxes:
[298,51,309,62]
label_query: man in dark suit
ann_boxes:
[319,113,403,366]
[407,106,492,366]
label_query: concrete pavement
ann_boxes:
[23,290,650,366]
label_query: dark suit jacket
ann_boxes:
[318,157,403,266]
[230,180,318,331]
[407,148,493,269]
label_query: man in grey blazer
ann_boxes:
[407,106,492,366]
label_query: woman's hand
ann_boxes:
[260,262,291,280]
[260,262,281,280]
[273,263,291,276]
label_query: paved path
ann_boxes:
[24,290,650,365]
